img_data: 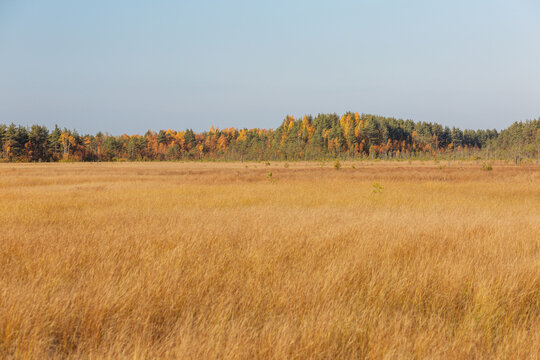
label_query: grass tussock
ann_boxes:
[0,161,539,359]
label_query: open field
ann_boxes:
[1,161,539,359]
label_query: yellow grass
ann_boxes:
[1,161,539,359]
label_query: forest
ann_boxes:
[0,113,538,162]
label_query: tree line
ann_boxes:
[0,113,538,162]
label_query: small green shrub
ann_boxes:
[481,162,493,171]
[371,182,384,194]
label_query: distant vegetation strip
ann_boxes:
[0,113,538,162]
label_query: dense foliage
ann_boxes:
[0,113,538,162]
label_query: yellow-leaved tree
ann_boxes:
[59,132,76,160]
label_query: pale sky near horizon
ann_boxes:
[0,0,539,135]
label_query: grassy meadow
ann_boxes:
[0,161,539,359]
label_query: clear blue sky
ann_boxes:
[1,0,539,134]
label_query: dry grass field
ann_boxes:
[1,161,539,359]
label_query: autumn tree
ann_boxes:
[59,131,76,160]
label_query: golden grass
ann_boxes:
[1,161,539,359]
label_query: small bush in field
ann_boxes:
[371,182,384,194]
